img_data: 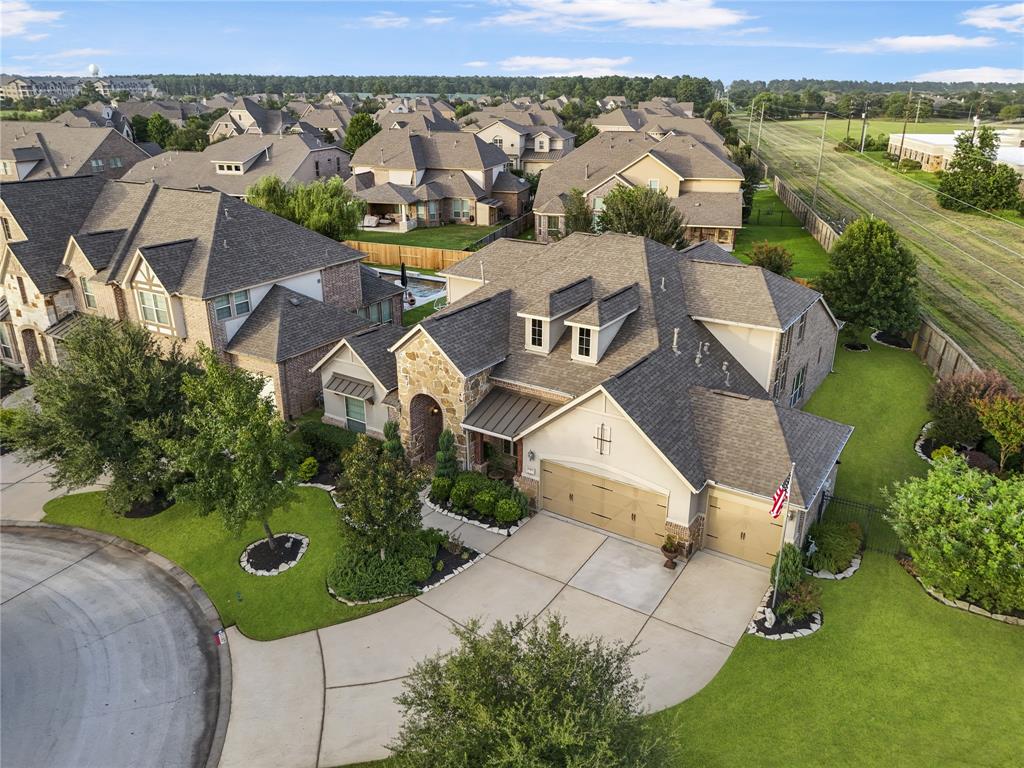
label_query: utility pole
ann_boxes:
[859,111,868,152]
[896,87,913,169]
[914,97,922,124]
[811,112,828,210]
[756,102,765,150]
[845,112,852,144]
[747,105,754,142]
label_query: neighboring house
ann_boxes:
[468,119,576,173]
[207,97,305,141]
[114,99,207,129]
[88,77,157,99]
[460,102,562,129]
[887,128,1024,174]
[591,109,727,145]
[0,177,403,418]
[50,101,134,140]
[203,93,236,111]
[0,122,149,182]
[122,133,351,198]
[532,132,743,249]
[597,95,629,111]
[541,94,577,112]
[1,75,155,103]
[636,97,695,117]
[374,97,456,128]
[322,232,848,565]
[346,127,531,228]
[295,104,353,141]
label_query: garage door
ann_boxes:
[540,461,667,547]
[704,487,783,566]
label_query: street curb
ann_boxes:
[0,520,232,768]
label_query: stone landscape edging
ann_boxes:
[808,553,862,581]
[0,520,232,768]
[906,570,1024,627]
[239,533,309,576]
[422,498,526,536]
[914,421,936,465]
[327,550,487,606]
[747,586,823,641]
[870,330,913,350]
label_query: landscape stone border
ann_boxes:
[747,587,823,641]
[870,330,913,350]
[914,422,936,465]
[908,571,1023,627]
[326,550,487,606]
[808,553,862,581]
[0,520,232,768]
[422,496,526,536]
[239,533,309,576]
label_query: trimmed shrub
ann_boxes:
[328,548,416,601]
[297,420,360,464]
[406,556,433,583]
[898,158,922,171]
[771,543,804,596]
[779,579,822,624]
[927,369,1017,447]
[494,497,522,524]
[749,241,794,277]
[429,476,452,505]
[434,429,458,480]
[297,456,319,482]
[450,472,488,510]
[473,489,498,518]
[807,521,861,573]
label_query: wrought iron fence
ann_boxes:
[816,492,902,556]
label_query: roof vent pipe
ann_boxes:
[660,276,665,292]
[672,327,680,354]
[585,162,589,179]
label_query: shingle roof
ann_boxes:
[671,191,743,228]
[226,284,370,362]
[591,110,726,147]
[1,122,147,181]
[352,128,508,172]
[1,175,107,293]
[520,276,593,319]
[138,239,196,293]
[344,323,409,391]
[682,260,821,330]
[420,290,511,375]
[490,171,531,193]
[360,265,404,304]
[75,228,128,270]
[567,283,641,327]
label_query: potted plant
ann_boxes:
[660,534,681,569]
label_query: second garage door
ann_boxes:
[540,461,668,547]
[704,487,783,566]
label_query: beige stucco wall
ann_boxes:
[619,155,681,196]
[700,320,777,392]
[520,389,696,526]
[680,178,742,193]
[319,343,392,438]
[445,274,484,304]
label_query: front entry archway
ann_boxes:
[409,393,444,464]
[19,328,41,373]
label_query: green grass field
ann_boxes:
[350,224,500,251]
[782,116,979,146]
[734,188,831,281]
[0,109,46,121]
[42,487,403,641]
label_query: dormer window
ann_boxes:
[215,163,243,174]
[530,318,544,348]
[577,327,592,357]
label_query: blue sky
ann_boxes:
[2,1,1022,84]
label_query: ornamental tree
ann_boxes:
[246,175,365,241]
[974,394,1024,471]
[885,454,1024,614]
[343,112,381,153]
[563,187,594,236]
[11,316,195,515]
[146,112,175,147]
[434,429,458,480]
[391,614,670,768]
[817,216,919,335]
[749,241,794,277]
[598,186,688,250]
[169,346,298,551]
[340,422,421,559]
[927,368,1017,447]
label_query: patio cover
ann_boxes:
[462,387,559,439]
[324,373,375,403]
[356,182,418,205]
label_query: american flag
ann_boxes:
[769,472,791,519]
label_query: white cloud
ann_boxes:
[833,34,996,54]
[499,55,635,76]
[424,16,454,25]
[13,47,112,62]
[912,66,1024,83]
[489,0,750,31]
[363,11,409,28]
[1,0,62,38]
[463,60,489,67]
[961,3,1024,34]
[24,32,48,41]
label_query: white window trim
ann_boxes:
[136,288,171,327]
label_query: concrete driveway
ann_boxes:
[223,510,768,767]
[1,451,106,522]
[0,526,222,768]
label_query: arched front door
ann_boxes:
[20,329,41,373]
[409,393,444,464]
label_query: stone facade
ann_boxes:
[666,515,705,553]
[1,256,65,373]
[396,330,492,465]
[322,261,362,311]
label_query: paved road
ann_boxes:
[0,527,221,768]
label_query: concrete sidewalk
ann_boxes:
[219,512,768,767]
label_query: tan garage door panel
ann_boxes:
[705,488,783,567]
[540,461,667,547]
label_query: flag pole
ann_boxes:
[771,462,795,613]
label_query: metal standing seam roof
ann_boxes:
[324,373,376,402]
[44,310,86,340]
[462,387,560,438]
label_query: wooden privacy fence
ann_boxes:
[343,240,472,271]
[911,315,981,380]
[772,175,842,252]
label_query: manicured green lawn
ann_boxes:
[402,301,441,326]
[655,552,1024,767]
[350,224,500,251]
[804,331,934,508]
[42,487,403,641]
[734,188,831,282]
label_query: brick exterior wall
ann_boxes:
[322,261,362,311]
[278,344,334,420]
[781,299,838,408]
[88,131,150,179]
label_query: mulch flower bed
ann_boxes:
[897,556,1024,626]
[871,330,912,349]
[748,588,823,640]
[843,342,869,352]
[240,533,309,576]
[417,543,481,590]
[125,492,174,519]
[423,497,527,536]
